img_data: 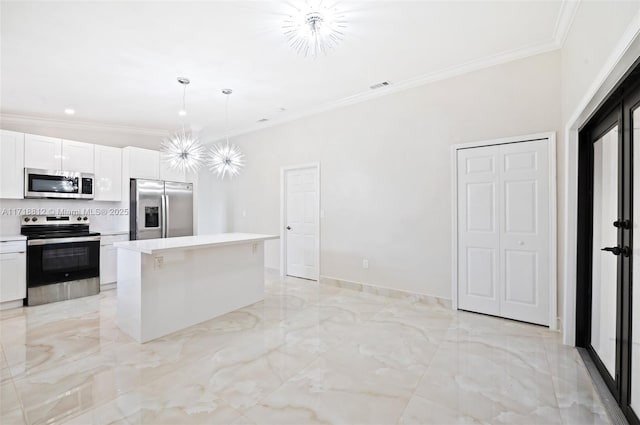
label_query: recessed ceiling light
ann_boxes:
[178,109,187,116]
[257,118,269,123]
[278,108,287,112]
[64,108,75,115]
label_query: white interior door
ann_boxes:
[457,146,501,316]
[499,139,550,325]
[285,167,319,280]
[457,139,551,326]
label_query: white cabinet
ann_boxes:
[25,135,95,172]
[62,140,94,172]
[100,234,129,286]
[125,147,159,179]
[159,159,186,182]
[94,145,122,201]
[0,130,25,199]
[0,241,26,303]
[25,134,62,170]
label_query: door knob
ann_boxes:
[602,246,631,257]
[286,226,291,230]
[613,220,631,229]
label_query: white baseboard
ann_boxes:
[0,299,24,311]
[319,275,452,308]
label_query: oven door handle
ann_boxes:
[27,236,101,246]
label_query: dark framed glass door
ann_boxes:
[588,112,623,399]
[577,60,640,425]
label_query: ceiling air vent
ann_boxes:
[257,118,269,123]
[369,81,391,90]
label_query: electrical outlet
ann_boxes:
[155,256,164,269]
[242,210,247,218]
[362,259,369,269]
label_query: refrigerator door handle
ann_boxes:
[160,194,167,238]
[165,193,170,238]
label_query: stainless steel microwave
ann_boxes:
[24,168,94,199]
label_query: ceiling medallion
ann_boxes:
[161,77,206,172]
[283,1,347,57]
[207,89,245,179]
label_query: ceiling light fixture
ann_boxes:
[177,77,189,116]
[207,89,245,179]
[64,108,75,115]
[161,78,205,173]
[283,1,347,57]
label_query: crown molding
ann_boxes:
[553,0,581,47]
[201,1,578,143]
[204,39,562,142]
[0,113,170,137]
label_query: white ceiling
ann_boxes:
[0,1,575,139]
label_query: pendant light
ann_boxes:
[207,89,245,179]
[161,77,206,173]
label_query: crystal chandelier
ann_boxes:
[207,89,245,179]
[161,77,206,172]
[283,1,347,57]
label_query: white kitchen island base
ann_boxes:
[115,234,278,343]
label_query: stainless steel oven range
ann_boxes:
[21,215,100,306]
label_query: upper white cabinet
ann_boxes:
[125,147,160,180]
[0,130,25,199]
[25,134,62,170]
[25,135,95,172]
[62,140,94,173]
[94,145,122,201]
[159,159,186,182]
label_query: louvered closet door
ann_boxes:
[457,145,501,316]
[457,139,550,326]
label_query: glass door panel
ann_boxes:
[632,106,640,412]
[591,124,619,378]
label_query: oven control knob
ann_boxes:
[83,217,88,221]
[77,217,82,221]
[32,217,38,222]
[24,217,30,222]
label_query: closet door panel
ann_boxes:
[499,140,550,326]
[457,146,501,316]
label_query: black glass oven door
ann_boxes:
[27,240,100,287]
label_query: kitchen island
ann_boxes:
[114,233,278,343]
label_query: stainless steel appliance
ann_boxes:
[24,168,94,199]
[21,215,100,306]
[130,179,193,240]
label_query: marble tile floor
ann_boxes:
[0,272,609,425]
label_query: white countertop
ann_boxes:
[0,235,26,242]
[114,233,279,255]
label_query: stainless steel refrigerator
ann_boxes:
[130,179,194,240]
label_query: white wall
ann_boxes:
[561,1,640,123]
[196,170,229,235]
[203,51,561,300]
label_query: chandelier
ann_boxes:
[161,78,206,172]
[207,89,245,179]
[283,1,347,57]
